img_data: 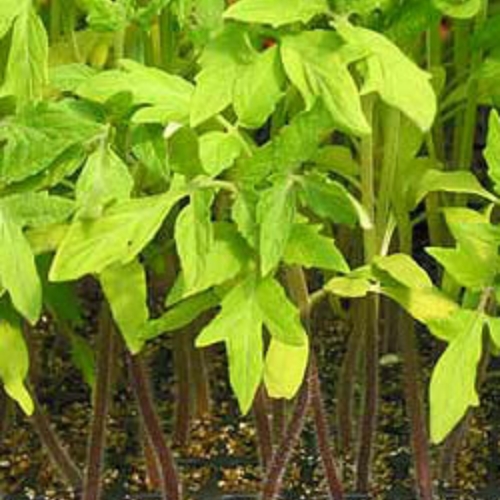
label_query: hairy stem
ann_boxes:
[82,306,115,500]
[173,331,191,448]
[0,388,10,440]
[127,352,181,500]
[261,372,311,500]
[271,399,286,446]
[356,96,379,492]
[399,218,434,500]
[337,302,363,458]
[310,357,344,500]
[143,431,162,491]
[30,391,83,490]
[22,324,82,490]
[253,386,273,470]
[189,324,211,419]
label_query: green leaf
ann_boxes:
[174,190,214,290]
[405,163,498,210]
[50,184,187,281]
[233,46,285,129]
[485,109,500,193]
[190,27,254,127]
[284,223,350,273]
[168,222,252,303]
[281,31,370,136]
[373,254,433,289]
[1,3,48,104]
[264,339,309,399]
[380,285,459,324]
[0,307,33,415]
[223,0,329,27]
[76,145,134,219]
[69,334,96,389]
[335,20,436,131]
[199,131,243,176]
[141,291,219,341]
[256,277,307,346]
[232,102,333,184]
[312,145,360,179]
[257,177,296,275]
[0,210,41,323]
[196,276,263,413]
[0,0,23,39]
[487,316,500,349]
[0,193,74,228]
[76,59,193,123]
[432,0,480,18]
[0,101,103,184]
[426,209,500,290]
[232,189,258,249]
[100,260,148,354]
[429,309,484,443]
[301,173,371,229]
[325,276,373,298]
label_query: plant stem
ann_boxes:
[189,334,211,418]
[285,267,344,500]
[454,2,488,177]
[0,388,10,440]
[21,323,82,490]
[30,391,83,490]
[261,371,311,500]
[143,432,162,491]
[336,302,363,458]
[310,356,344,500]
[398,219,434,500]
[173,331,191,448]
[356,96,379,493]
[82,305,115,500]
[159,6,176,71]
[271,399,286,445]
[127,352,181,500]
[49,0,61,41]
[253,385,273,470]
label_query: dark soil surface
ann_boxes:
[1,281,499,500]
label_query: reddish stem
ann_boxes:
[253,385,273,470]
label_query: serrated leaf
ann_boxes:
[223,0,329,27]
[0,210,41,323]
[199,131,243,176]
[141,291,219,341]
[76,145,134,219]
[284,223,350,273]
[232,102,333,184]
[373,254,433,289]
[0,307,33,415]
[281,31,370,136]
[380,285,459,324]
[256,277,307,346]
[0,101,103,184]
[257,178,296,275]
[336,20,436,131]
[301,173,371,229]
[77,59,193,123]
[100,260,148,354]
[168,222,253,303]
[264,339,309,399]
[190,27,255,127]
[175,190,214,290]
[429,309,484,443]
[50,185,187,281]
[1,4,48,104]
[196,276,263,413]
[0,193,74,228]
[233,46,285,129]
